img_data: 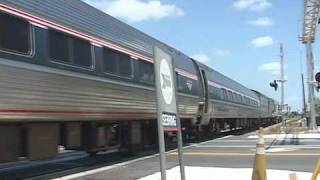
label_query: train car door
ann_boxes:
[200,69,209,113]
[191,59,209,124]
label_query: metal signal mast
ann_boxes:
[280,44,286,128]
[300,0,320,130]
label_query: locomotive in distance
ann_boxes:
[0,0,277,163]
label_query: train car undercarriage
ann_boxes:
[0,117,277,164]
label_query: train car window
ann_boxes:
[216,88,223,99]
[227,91,233,101]
[49,29,92,68]
[118,53,132,77]
[244,97,249,105]
[239,95,243,103]
[176,73,180,89]
[73,37,92,67]
[209,86,222,99]
[208,86,214,99]
[0,11,31,54]
[138,60,154,84]
[221,88,227,100]
[49,30,71,63]
[237,94,242,103]
[233,94,237,102]
[231,92,235,102]
[176,74,198,95]
[103,48,132,77]
[177,74,186,92]
[103,48,118,74]
[232,93,237,102]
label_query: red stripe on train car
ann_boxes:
[0,109,195,116]
[175,68,198,80]
[164,127,186,132]
[0,109,153,115]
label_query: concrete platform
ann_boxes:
[54,131,320,180]
[138,166,312,180]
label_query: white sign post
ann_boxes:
[154,47,185,180]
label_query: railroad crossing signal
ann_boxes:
[315,72,320,82]
[269,80,278,91]
[315,72,320,92]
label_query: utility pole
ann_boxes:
[302,73,307,117]
[300,50,307,118]
[306,42,317,130]
[280,43,285,128]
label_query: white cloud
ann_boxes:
[83,0,184,23]
[251,36,274,47]
[213,49,231,57]
[247,17,274,26]
[191,53,210,64]
[190,49,230,65]
[233,0,271,12]
[258,61,286,76]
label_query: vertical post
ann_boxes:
[280,43,285,127]
[176,117,185,180]
[174,75,186,180]
[154,48,167,180]
[300,50,307,118]
[156,112,167,180]
[302,73,307,117]
[306,41,317,131]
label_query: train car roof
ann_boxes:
[197,62,258,99]
[251,90,274,101]
[251,90,266,97]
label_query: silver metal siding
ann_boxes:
[0,60,198,122]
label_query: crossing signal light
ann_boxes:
[315,72,320,92]
[316,72,320,83]
[270,80,278,91]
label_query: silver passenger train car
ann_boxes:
[0,0,276,163]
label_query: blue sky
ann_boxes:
[83,0,313,111]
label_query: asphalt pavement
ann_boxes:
[54,129,320,180]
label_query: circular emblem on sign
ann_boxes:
[160,58,173,105]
